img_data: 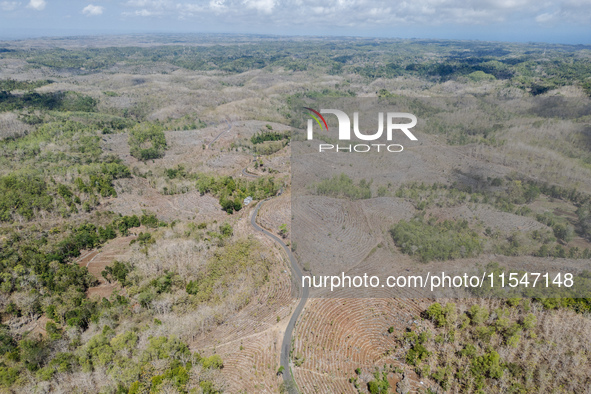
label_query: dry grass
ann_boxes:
[409,299,591,393]
[1,37,591,394]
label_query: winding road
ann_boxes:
[251,199,308,394]
[241,160,259,178]
[207,119,233,149]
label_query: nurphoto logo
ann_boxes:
[304,107,418,153]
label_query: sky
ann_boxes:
[0,0,590,44]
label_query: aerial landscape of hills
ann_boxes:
[0,34,590,393]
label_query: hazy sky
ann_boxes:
[0,0,590,44]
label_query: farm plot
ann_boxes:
[76,233,137,298]
[292,297,434,393]
[292,195,376,276]
[257,191,291,239]
[192,233,297,393]
[108,176,224,222]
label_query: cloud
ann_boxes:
[243,0,275,14]
[0,1,19,11]
[177,3,205,17]
[0,1,18,10]
[26,0,45,11]
[208,0,226,12]
[548,0,591,25]
[125,0,172,9]
[535,12,555,23]
[123,0,172,16]
[82,4,104,16]
[135,8,157,16]
[117,0,591,28]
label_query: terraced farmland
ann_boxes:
[292,297,436,393]
[76,233,138,298]
[192,234,297,393]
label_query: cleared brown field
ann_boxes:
[108,176,223,222]
[292,195,376,275]
[292,297,436,393]
[76,233,138,298]
[192,231,298,393]
[258,191,291,238]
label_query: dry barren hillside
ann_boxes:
[0,35,590,393]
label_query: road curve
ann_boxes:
[251,199,308,394]
[207,119,232,149]
[241,161,259,178]
[242,168,258,178]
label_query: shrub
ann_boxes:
[367,371,390,394]
[406,343,429,366]
[250,130,289,144]
[128,123,167,161]
[202,354,223,369]
[471,351,504,379]
[0,367,19,387]
[0,173,53,221]
[314,173,372,200]
[219,223,233,237]
[553,223,574,244]
[390,217,482,263]
[101,261,131,285]
[468,305,489,325]
[467,71,496,82]
[140,213,159,228]
[186,280,199,295]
